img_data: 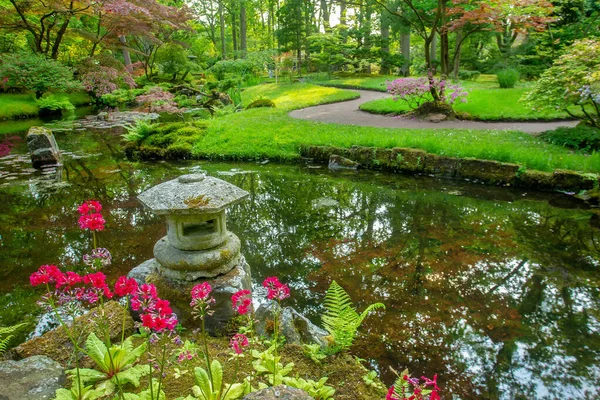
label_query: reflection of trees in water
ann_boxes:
[236,176,600,399]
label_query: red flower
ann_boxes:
[84,272,108,289]
[231,289,252,315]
[114,276,138,297]
[62,271,83,287]
[78,200,102,215]
[155,299,172,317]
[141,313,155,329]
[139,283,158,299]
[30,265,65,287]
[191,282,212,300]
[386,386,399,400]
[230,333,249,354]
[78,213,105,231]
[262,276,290,301]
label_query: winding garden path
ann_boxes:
[289,89,578,134]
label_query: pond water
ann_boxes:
[0,120,599,399]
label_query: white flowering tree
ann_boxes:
[522,39,600,128]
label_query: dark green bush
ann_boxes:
[497,69,520,88]
[100,88,146,107]
[458,70,481,81]
[539,126,600,153]
[165,142,193,159]
[246,98,276,109]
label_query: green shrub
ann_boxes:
[165,142,193,159]
[497,69,520,88]
[36,95,75,112]
[0,53,80,98]
[246,98,276,109]
[122,119,156,142]
[539,125,600,152]
[174,126,203,137]
[458,70,481,81]
[100,88,146,107]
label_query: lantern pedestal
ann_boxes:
[129,257,251,334]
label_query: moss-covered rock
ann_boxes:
[552,170,596,191]
[13,301,133,367]
[515,170,554,190]
[246,98,276,109]
[456,159,520,185]
[390,148,427,172]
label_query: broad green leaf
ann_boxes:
[210,360,223,393]
[85,333,109,372]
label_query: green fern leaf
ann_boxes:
[321,280,385,353]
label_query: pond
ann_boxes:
[0,120,599,399]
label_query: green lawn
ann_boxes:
[241,82,359,110]
[312,74,576,121]
[0,92,91,120]
[186,83,600,173]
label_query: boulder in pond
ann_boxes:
[0,355,65,400]
[255,303,330,349]
[242,385,313,400]
[26,126,61,169]
[328,154,359,170]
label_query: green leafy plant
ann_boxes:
[246,98,276,110]
[67,333,149,397]
[36,96,75,113]
[0,322,27,354]
[283,377,335,400]
[496,68,520,88]
[123,120,156,143]
[188,360,246,400]
[251,343,295,386]
[321,280,385,353]
[53,383,105,400]
[302,343,327,364]
[539,125,600,152]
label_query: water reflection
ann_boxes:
[0,126,598,399]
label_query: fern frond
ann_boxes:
[321,281,385,353]
[0,323,27,355]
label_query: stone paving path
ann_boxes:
[289,89,578,134]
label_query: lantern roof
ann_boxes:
[138,173,249,215]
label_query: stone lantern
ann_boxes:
[129,173,252,333]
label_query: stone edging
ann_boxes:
[301,145,598,193]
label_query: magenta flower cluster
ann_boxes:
[386,76,468,109]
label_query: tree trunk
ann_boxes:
[339,0,347,43]
[380,15,390,75]
[240,2,247,57]
[400,31,410,77]
[232,12,238,58]
[452,29,463,80]
[430,33,437,71]
[219,3,226,59]
[120,36,132,71]
[439,0,449,75]
[320,0,330,32]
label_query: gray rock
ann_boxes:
[427,113,447,123]
[328,154,359,170]
[26,127,61,169]
[255,304,329,349]
[0,356,65,400]
[128,258,160,285]
[242,385,313,400]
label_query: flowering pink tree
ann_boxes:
[136,87,183,114]
[386,74,468,113]
[78,56,136,98]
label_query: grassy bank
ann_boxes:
[0,92,90,120]
[313,75,577,121]
[127,82,600,174]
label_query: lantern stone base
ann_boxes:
[153,232,242,278]
[128,256,251,335]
